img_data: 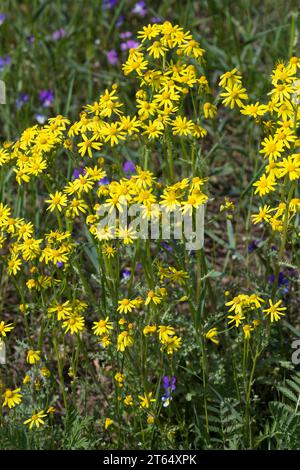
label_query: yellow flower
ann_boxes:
[147,414,155,424]
[0,321,14,337]
[24,410,47,429]
[203,102,217,119]
[2,388,22,408]
[278,155,300,180]
[138,392,156,409]
[142,119,164,139]
[161,335,182,354]
[227,312,245,327]
[102,122,126,146]
[62,313,85,334]
[99,335,111,348]
[48,300,72,321]
[220,83,248,108]
[253,174,276,196]
[7,255,22,276]
[114,372,125,387]
[77,134,102,158]
[147,40,168,59]
[40,367,51,378]
[226,294,247,314]
[46,191,68,212]
[105,418,114,430]
[252,205,273,224]
[178,39,204,59]
[240,102,266,118]
[243,324,254,340]
[219,68,242,87]
[260,136,284,160]
[171,116,194,136]
[102,245,117,258]
[92,317,113,336]
[143,325,157,336]
[263,299,286,322]
[117,298,136,314]
[124,395,134,406]
[137,24,160,42]
[145,290,162,306]
[158,325,175,342]
[47,406,56,414]
[117,331,134,352]
[205,328,219,345]
[122,50,148,76]
[27,350,41,364]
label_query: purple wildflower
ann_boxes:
[122,267,131,280]
[0,55,11,70]
[268,272,289,294]
[0,13,6,25]
[120,31,132,39]
[52,28,66,41]
[106,49,118,65]
[123,161,136,174]
[103,0,118,9]
[163,376,176,391]
[26,35,35,45]
[116,15,124,27]
[99,177,110,186]
[150,16,162,23]
[16,93,29,109]
[132,1,147,16]
[35,113,47,124]
[121,39,140,51]
[248,240,259,253]
[162,376,176,407]
[39,89,54,107]
[73,168,86,179]
[56,261,64,268]
[161,241,173,252]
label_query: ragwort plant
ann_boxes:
[0,20,299,449]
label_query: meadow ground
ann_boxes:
[0,0,300,450]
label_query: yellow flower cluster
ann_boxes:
[0,202,74,278]
[219,59,300,233]
[206,293,286,345]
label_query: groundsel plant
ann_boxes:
[0,21,299,449]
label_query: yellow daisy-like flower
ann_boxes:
[0,321,14,337]
[117,331,134,352]
[263,299,286,322]
[253,174,276,197]
[62,313,85,334]
[2,388,22,408]
[26,350,41,364]
[145,290,162,306]
[252,205,273,224]
[205,327,219,345]
[92,317,113,336]
[227,312,245,327]
[220,83,248,109]
[46,191,68,212]
[117,298,136,314]
[138,392,156,409]
[24,410,47,429]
